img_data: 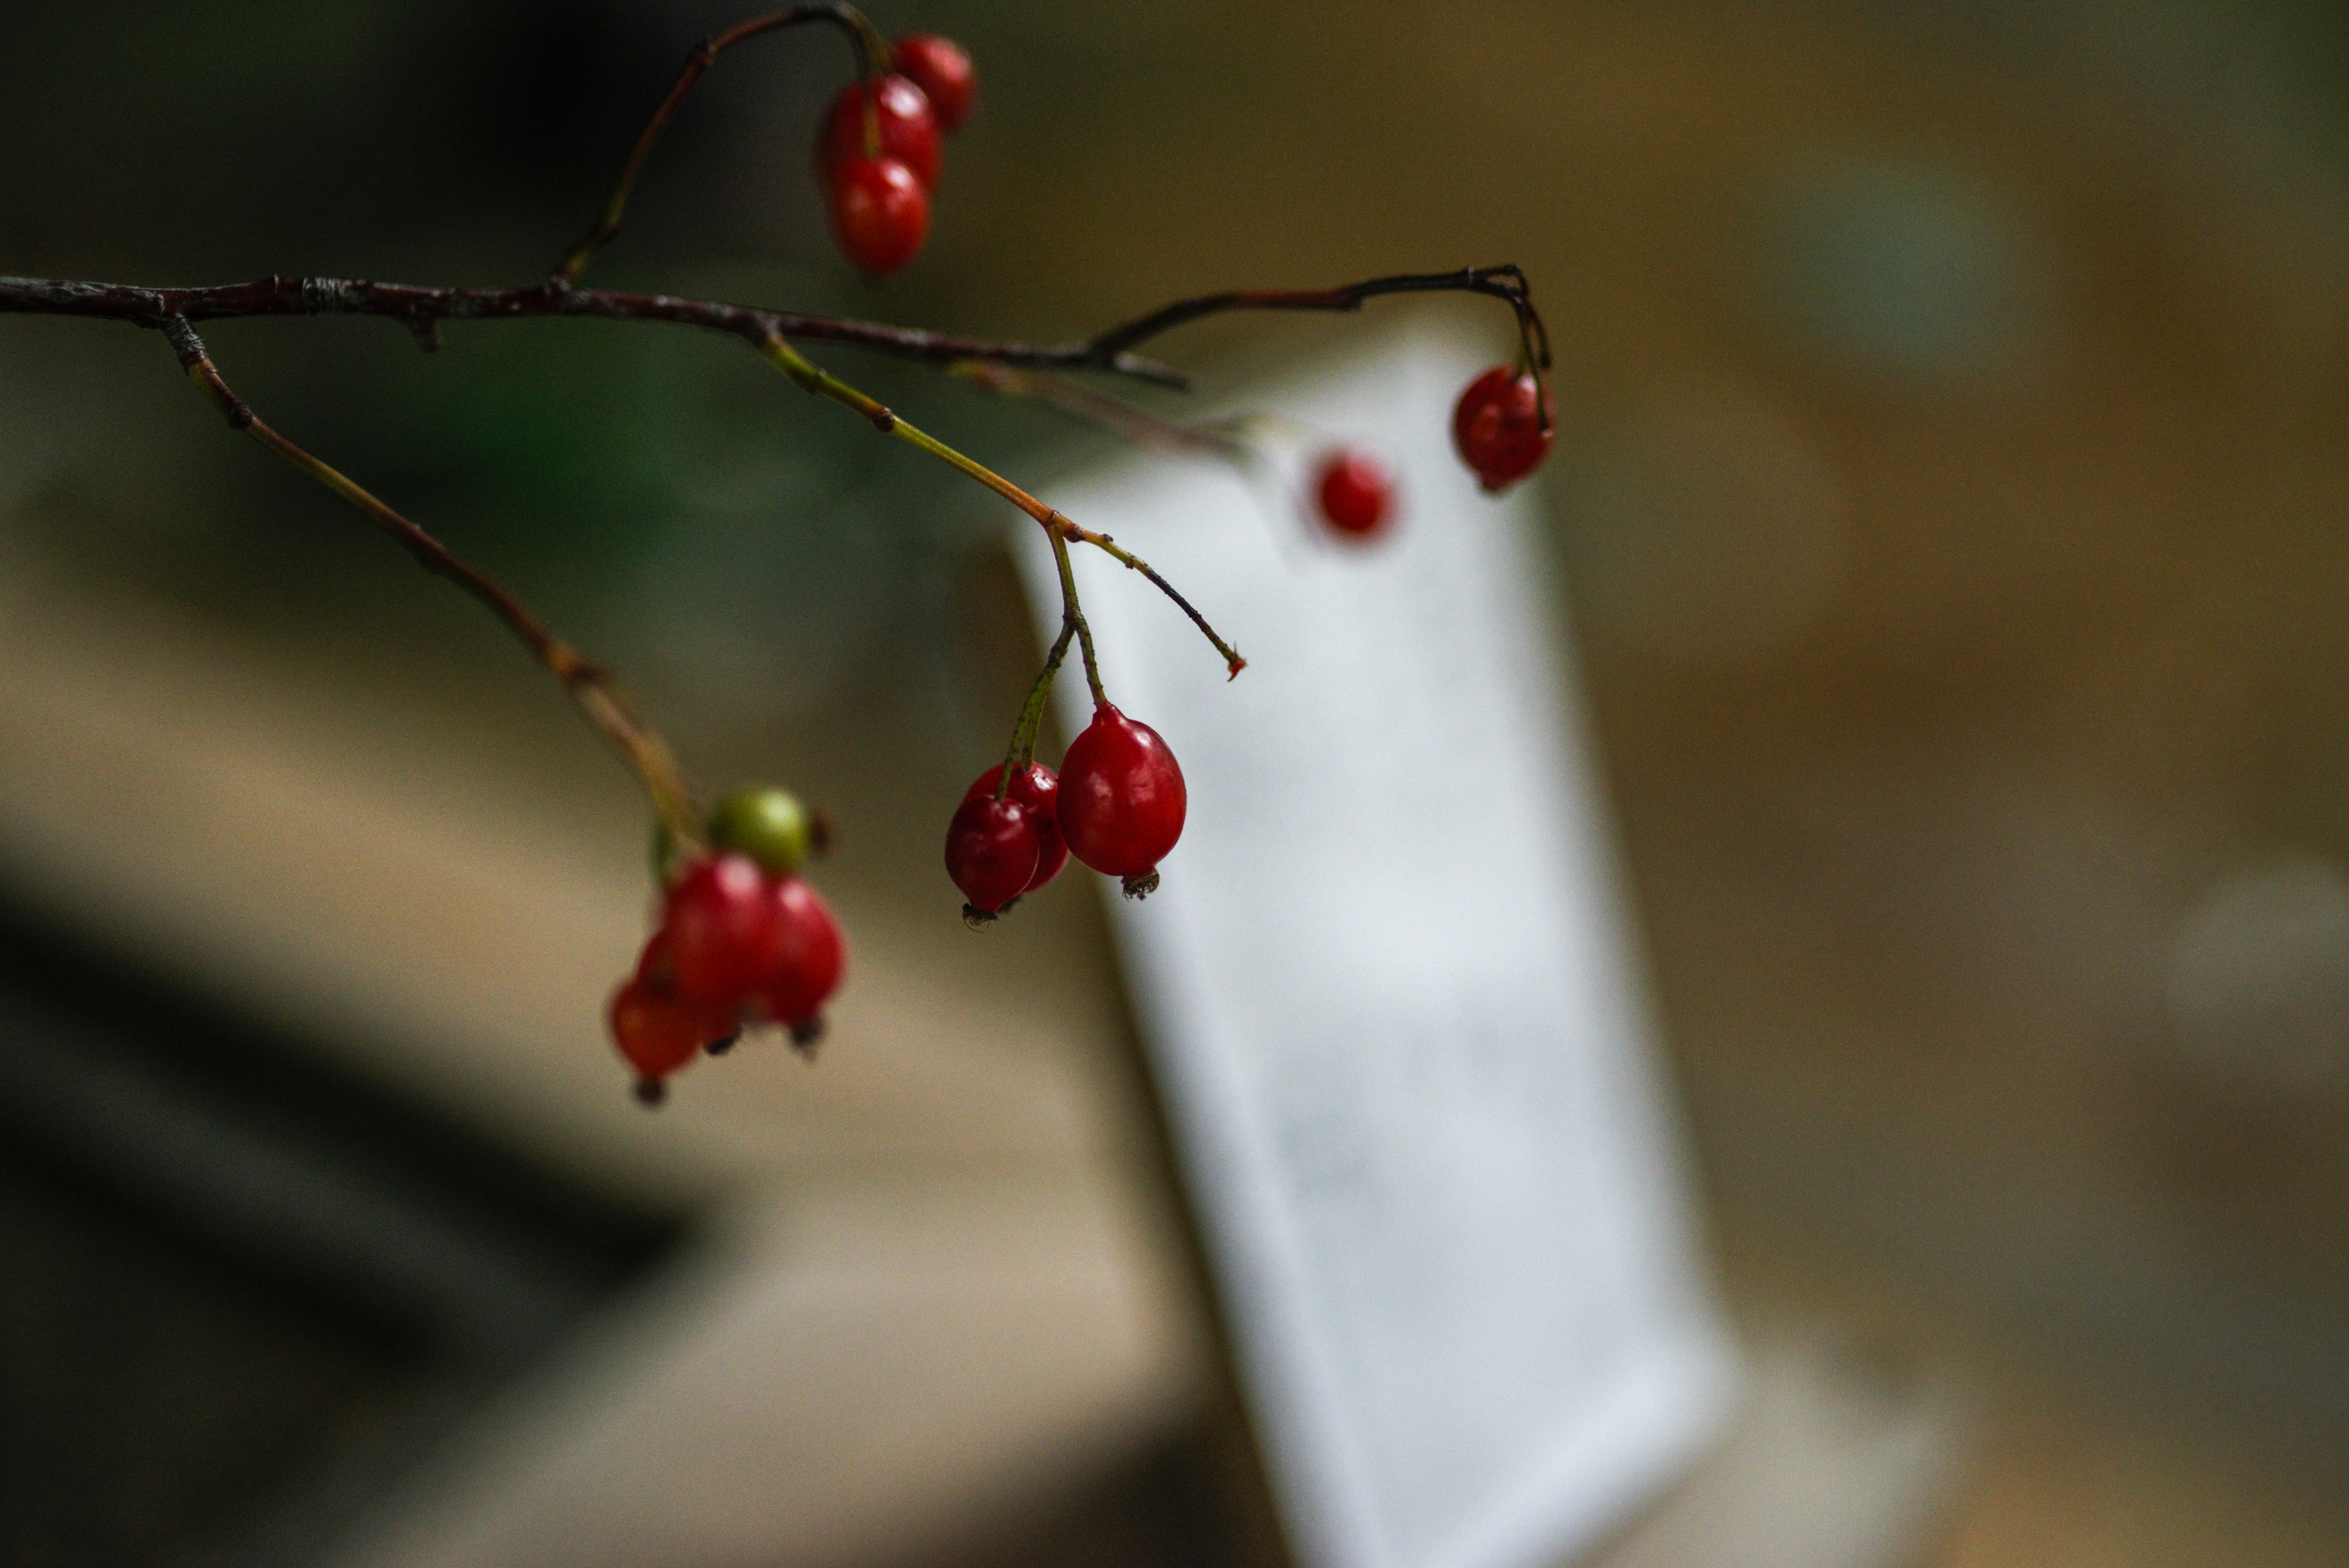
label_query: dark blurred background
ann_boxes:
[5,1,2349,1564]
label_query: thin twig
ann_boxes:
[1082,263,1551,369]
[1050,513,1245,679]
[552,3,891,286]
[0,261,1554,398]
[1075,262,1555,424]
[159,314,700,840]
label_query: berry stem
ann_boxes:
[552,3,890,288]
[1003,620,1078,781]
[1050,527,1110,710]
[1082,262,1552,376]
[757,332,1243,678]
[162,316,703,842]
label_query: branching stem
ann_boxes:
[0,2,1554,853]
[757,332,1245,678]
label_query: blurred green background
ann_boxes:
[6,1,2349,1563]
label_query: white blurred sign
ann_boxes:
[1019,322,1736,1568]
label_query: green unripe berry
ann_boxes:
[705,786,813,875]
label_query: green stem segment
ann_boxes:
[163,316,702,843]
[757,331,1244,680]
[1049,528,1109,709]
[1000,620,1078,793]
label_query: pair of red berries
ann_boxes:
[818,33,975,277]
[946,704,1187,916]
[1304,365,1551,544]
[609,787,845,1103]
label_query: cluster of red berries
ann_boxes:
[946,704,1187,919]
[609,787,845,1104]
[818,32,975,277]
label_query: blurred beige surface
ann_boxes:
[0,551,1218,1562]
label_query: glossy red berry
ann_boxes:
[609,976,708,1094]
[945,794,1040,916]
[827,156,929,277]
[754,876,845,1027]
[816,75,942,191]
[1058,705,1186,891]
[662,853,774,1008]
[965,763,1068,892]
[1451,366,1554,491]
[1313,447,1397,540]
[891,34,975,135]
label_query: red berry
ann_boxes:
[754,876,845,1026]
[663,853,775,1008]
[609,976,708,1084]
[1451,366,1554,491]
[1313,447,1397,540]
[816,75,942,190]
[891,34,975,135]
[965,763,1069,891]
[945,793,1040,915]
[827,156,929,277]
[631,928,737,1028]
[1058,705,1186,885]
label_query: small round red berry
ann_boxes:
[754,875,845,1027]
[1451,366,1555,491]
[705,786,813,876]
[610,976,707,1102]
[662,853,776,1008]
[965,763,1068,892]
[816,75,942,191]
[945,794,1041,918]
[891,34,975,135]
[632,927,743,1028]
[827,156,929,277]
[1058,705,1186,893]
[1313,447,1397,540]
